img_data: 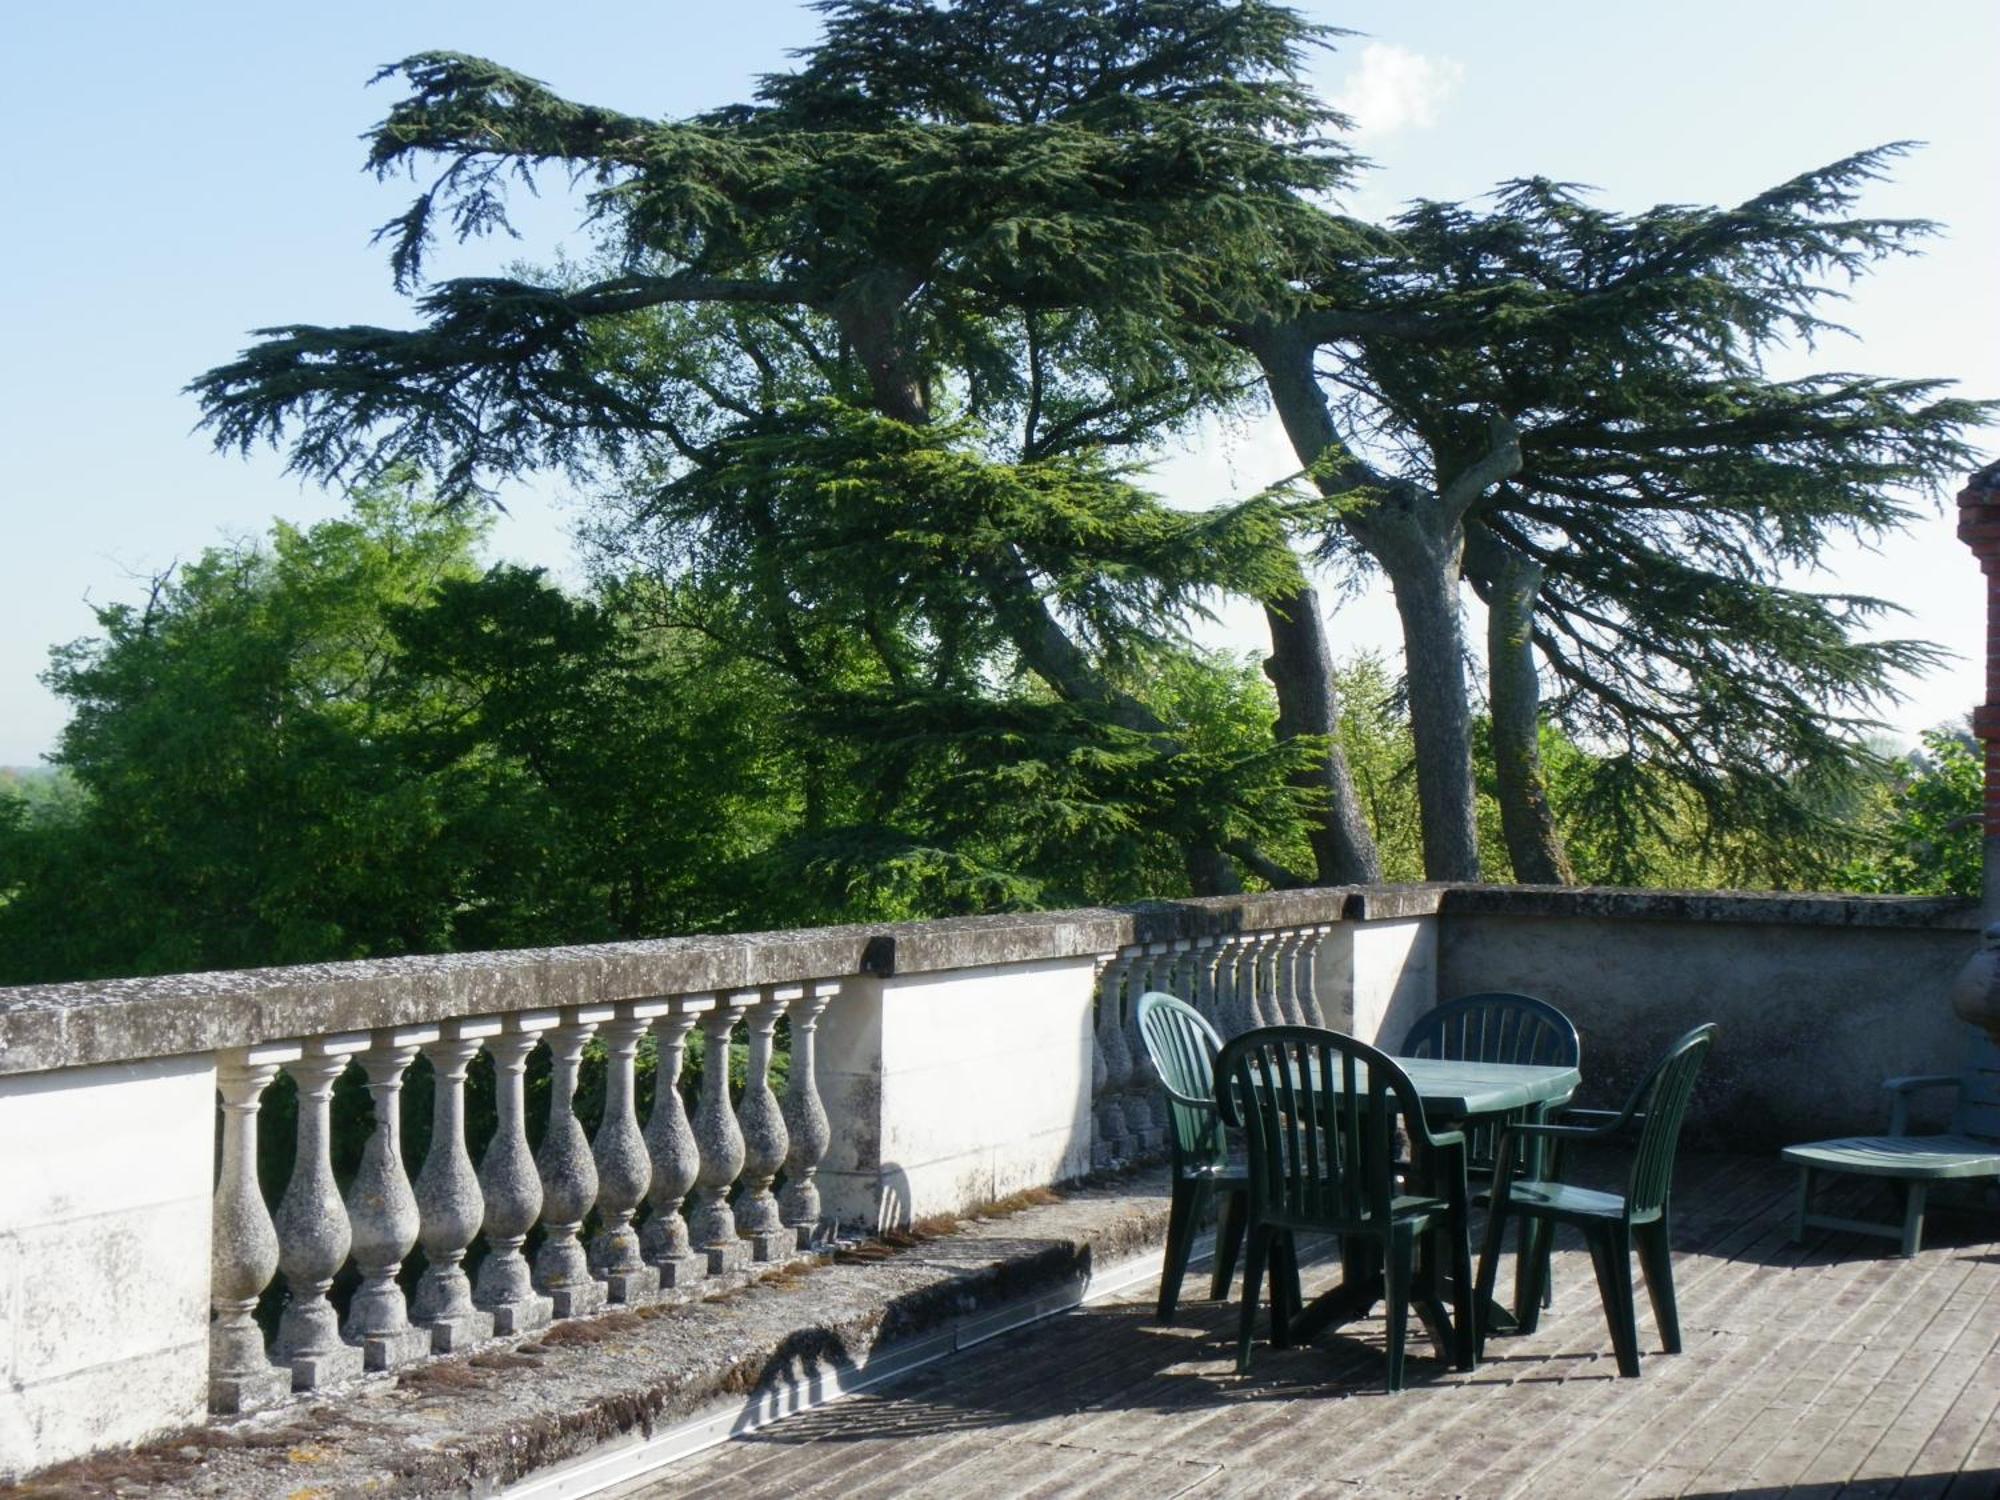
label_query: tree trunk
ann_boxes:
[1249,323,1481,882]
[1466,525,1573,885]
[1263,587,1381,883]
[1380,545,1483,881]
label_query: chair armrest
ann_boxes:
[1512,1117,1630,1144]
[1883,1074,1961,1095]
[1884,1075,1962,1136]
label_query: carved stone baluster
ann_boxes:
[342,1027,435,1371]
[641,994,710,1290]
[535,1004,612,1317]
[413,1018,498,1353]
[210,1045,297,1413]
[1298,925,1330,1027]
[1094,951,1135,1162]
[690,992,756,1276]
[1229,936,1264,1034]
[1127,941,1171,1143]
[275,1034,368,1390]
[475,1011,556,1336]
[1248,933,1282,1029]
[780,981,836,1250]
[1190,937,1222,1033]
[737,986,795,1262]
[590,1005,660,1303]
[1272,930,1307,1025]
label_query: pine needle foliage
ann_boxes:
[1293,145,1994,855]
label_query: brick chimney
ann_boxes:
[1956,459,2000,916]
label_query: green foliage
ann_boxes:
[0,480,814,982]
[1299,147,1993,859]
[1839,728,1983,898]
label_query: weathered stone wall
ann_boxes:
[1435,888,1981,1147]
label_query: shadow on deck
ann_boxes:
[641,1153,2000,1500]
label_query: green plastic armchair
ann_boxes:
[1134,991,1249,1322]
[1474,1022,1717,1378]
[1215,1025,1475,1392]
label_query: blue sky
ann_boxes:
[2,2,1994,765]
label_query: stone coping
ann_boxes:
[0,884,1972,1077]
[6,1171,1175,1497]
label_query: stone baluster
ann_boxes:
[1207,936,1239,1036]
[780,981,836,1249]
[1094,951,1136,1162]
[1298,925,1330,1026]
[1127,942,1172,1141]
[535,1004,613,1317]
[590,1005,660,1303]
[1271,929,1308,1025]
[737,986,795,1262]
[210,1045,298,1413]
[1191,937,1223,1033]
[690,991,757,1275]
[475,1011,556,1335]
[1240,940,1272,1032]
[1088,953,1120,1169]
[274,1034,368,1390]
[413,1018,498,1352]
[640,995,709,1289]
[341,1027,435,1371]
[1231,936,1266,1033]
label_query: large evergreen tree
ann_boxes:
[191,0,1377,895]
[1241,149,1991,879]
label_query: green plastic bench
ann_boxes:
[1783,1030,2000,1257]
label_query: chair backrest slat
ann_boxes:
[1135,992,1228,1170]
[1216,1025,1421,1233]
[1626,1023,1718,1220]
[1401,992,1580,1170]
[1955,1031,2000,1141]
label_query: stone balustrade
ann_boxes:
[1088,923,1335,1166]
[205,985,845,1409]
[0,883,1980,1480]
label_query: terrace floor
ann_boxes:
[631,1154,2000,1499]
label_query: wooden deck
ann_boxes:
[633,1154,2000,1499]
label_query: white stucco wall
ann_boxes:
[0,1054,213,1478]
[1316,916,1439,1047]
[816,955,1096,1230]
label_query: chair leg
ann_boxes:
[1270,1230,1299,1348]
[1156,1177,1203,1324]
[1585,1224,1641,1377]
[1901,1181,1928,1258]
[1634,1219,1680,1355]
[1385,1226,1416,1394]
[1236,1223,1270,1375]
[1210,1187,1248,1301]
[1513,1216,1555,1330]
[1473,1196,1511,1360]
[1450,1207,1476,1371]
[1516,1217,1556,1336]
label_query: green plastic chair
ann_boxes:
[1783,1029,2000,1256]
[1402,991,1581,1330]
[1474,1022,1717,1378]
[1134,992,1249,1322]
[1215,1025,1474,1392]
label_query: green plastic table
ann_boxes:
[1264,1055,1581,1348]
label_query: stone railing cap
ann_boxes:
[0,883,1970,1076]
